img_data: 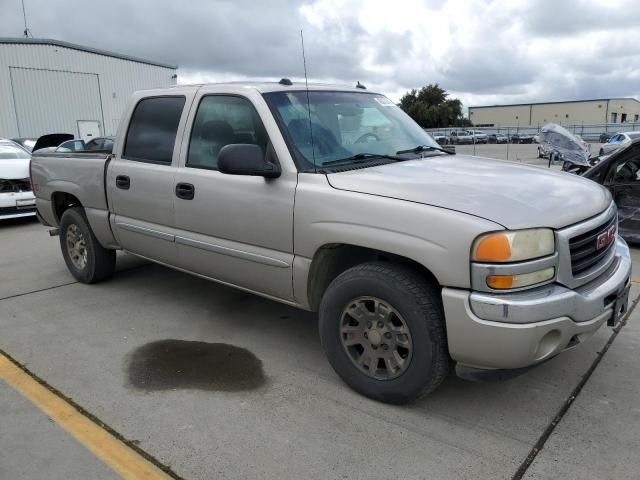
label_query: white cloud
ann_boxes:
[2,0,640,110]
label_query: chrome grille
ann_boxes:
[569,215,617,275]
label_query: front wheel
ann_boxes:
[59,207,116,283]
[319,262,450,404]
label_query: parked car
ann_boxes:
[10,137,37,151]
[470,130,488,144]
[583,137,640,243]
[56,139,86,152]
[31,82,631,404]
[487,133,508,144]
[599,132,613,143]
[538,134,590,159]
[0,139,36,219]
[85,136,115,152]
[599,132,640,157]
[510,133,534,144]
[429,132,449,145]
[449,130,474,144]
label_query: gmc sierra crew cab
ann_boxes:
[31,81,632,404]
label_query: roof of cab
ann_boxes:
[135,81,381,96]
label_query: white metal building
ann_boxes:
[0,38,177,140]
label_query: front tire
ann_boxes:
[59,207,115,283]
[319,262,450,404]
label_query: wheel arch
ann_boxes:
[306,243,440,312]
[51,191,83,223]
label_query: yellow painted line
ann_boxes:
[631,279,640,285]
[0,353,172,480]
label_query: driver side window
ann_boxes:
[187,95,268,170]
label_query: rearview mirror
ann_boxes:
[218,144,280,179]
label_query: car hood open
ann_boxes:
[326,155,611,230]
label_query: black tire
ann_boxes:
[59,207,115,283]
[599,148,604,156]
[318,262,450,404]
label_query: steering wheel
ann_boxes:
[355,132,380,144]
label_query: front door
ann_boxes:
[108,95,187,265]
[77,120,101,141]
[173,93,296,301]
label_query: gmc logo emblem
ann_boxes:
[596,225,616,250]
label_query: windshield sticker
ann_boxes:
[374,97,395,106]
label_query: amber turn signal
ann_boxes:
[473,234,511,262]
[486,268,555,290]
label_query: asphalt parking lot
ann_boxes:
[2,148,639,479]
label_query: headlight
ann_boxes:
[472,229,555,263]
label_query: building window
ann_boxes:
[611,112,618,123]
[621,113,627,123]
[635,115,639,122]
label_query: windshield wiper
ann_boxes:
[396,145,454,155]
[321,152,405,168]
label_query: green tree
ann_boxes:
[399,84,471,128]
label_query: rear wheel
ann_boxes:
[59,207,115,283]
[319,262,450,404]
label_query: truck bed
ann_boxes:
[30,152,115,247]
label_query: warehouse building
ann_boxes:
[0,38,177,140]
[469,98,640,127]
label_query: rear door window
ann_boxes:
[123,96,186,164]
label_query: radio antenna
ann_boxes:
[21,0,33,38]
[300,29,317,170]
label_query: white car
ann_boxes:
[0,140,36,219]
[599,131,640,156]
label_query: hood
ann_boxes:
[0,158,30,179]
[326,155,611,229]
[33,133,73,152]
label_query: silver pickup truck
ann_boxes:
[31,81,631,404]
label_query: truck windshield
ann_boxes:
[263,91,442,171]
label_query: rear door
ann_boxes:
[108,91,193,265]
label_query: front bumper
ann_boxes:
[0,191,36,219]
[442,237,631,371]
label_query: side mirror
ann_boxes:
[217,144,281,179]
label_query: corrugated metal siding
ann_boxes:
[10,67,102,137]
[0,43,176,138]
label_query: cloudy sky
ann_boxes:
[2,0,639,110]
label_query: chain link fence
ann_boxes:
[424,122,640,143]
